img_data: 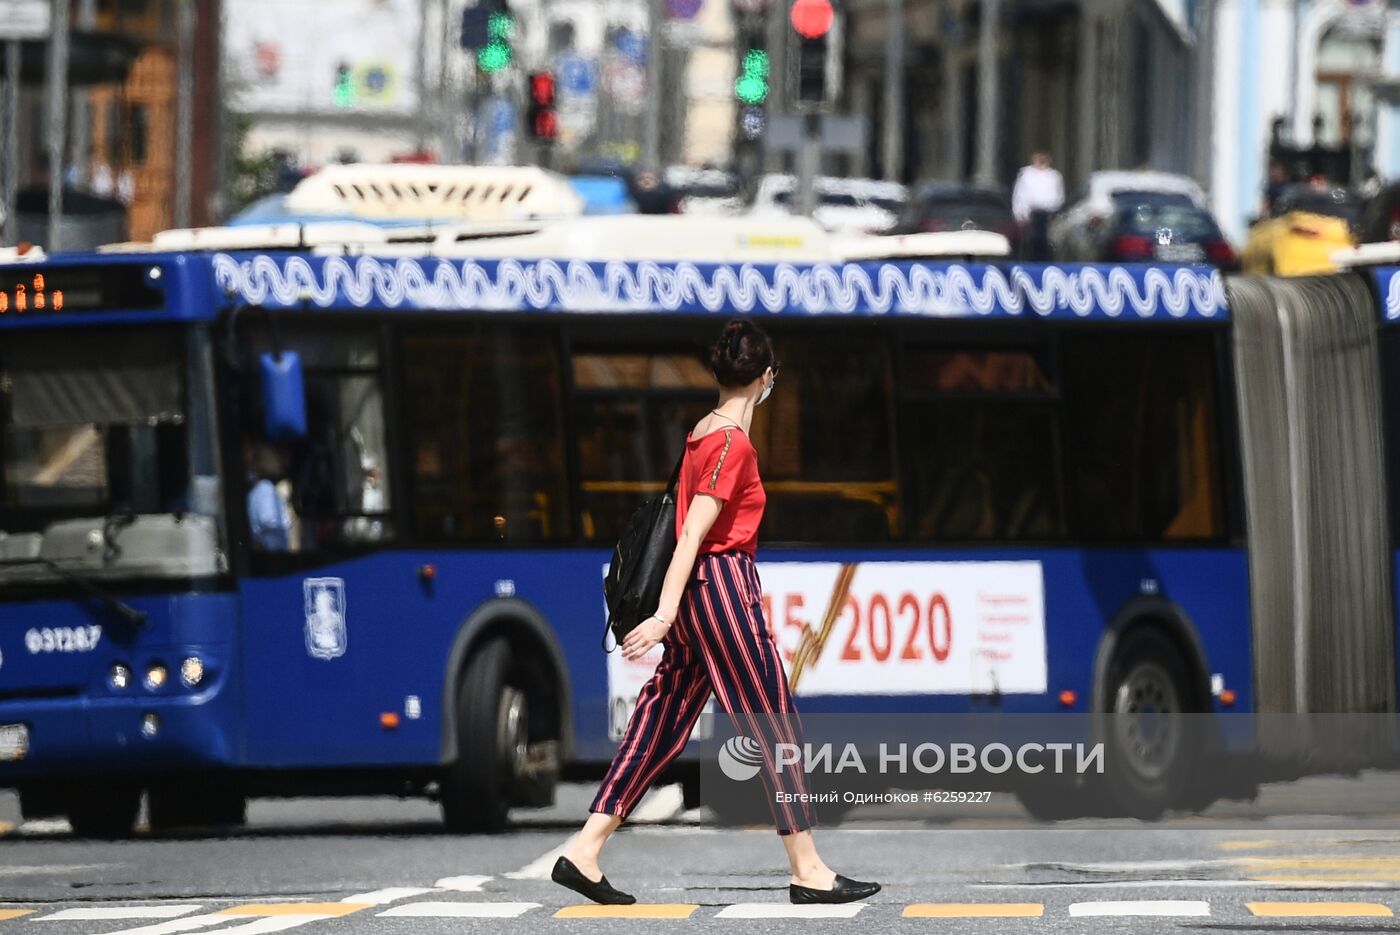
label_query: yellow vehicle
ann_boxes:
[1242,184,1360,276]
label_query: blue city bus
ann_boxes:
[0,218,1346,835]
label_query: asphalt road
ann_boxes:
[5,779,1400,933]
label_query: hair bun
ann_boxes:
[710,318,774,388]
[720,320,749,359]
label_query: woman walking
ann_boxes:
[552,319,881,906]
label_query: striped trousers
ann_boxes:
[592,551,815,835]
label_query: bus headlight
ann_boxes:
[109,664,132,690]
[180,657,204,688]
[144,665,168,690]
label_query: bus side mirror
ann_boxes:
[259,351,307,441]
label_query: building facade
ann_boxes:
[1206,0,1400,240]
[2,0,221,244]
[830,0,1198,189]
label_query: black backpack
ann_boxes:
[602,450,685,651]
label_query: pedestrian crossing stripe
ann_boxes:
[1246,902,1394,917]
[903,904,1044,917]
[0,913,31,922]
[554,905,699,919]
[216,905,370,918]
[1068,901,1210,917]
[377,903,539,919]
[714,905,863,918]
[37,909,202,922]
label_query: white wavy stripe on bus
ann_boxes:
[211,254,1227,319]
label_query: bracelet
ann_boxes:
[650,614,670,629]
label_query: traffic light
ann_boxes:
[527,71,558,141]
[734,48,769,105]
[789,0,838,110]
[333,62,356,108]
[477,9,515,73]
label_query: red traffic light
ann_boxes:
[790,0,833,38]
[533,108,558,140]
[529,71,556,106]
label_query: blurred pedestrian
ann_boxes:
[1262,161,1289,216]
[1012,150,1064,260]
[553,319,881,908]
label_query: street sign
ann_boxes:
[603,59,646,114]
[768,113,866,152]
[556,55,596,97]
[614,29,646,61]
[0,0,52,40]
[668,0,703,19]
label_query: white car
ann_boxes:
[663,166,745,217]
[1050,170,1208,261]
[751,174,908,234]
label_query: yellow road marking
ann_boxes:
[1218,840,1283,851]
[218,904,371,918]
[1247,902,1393,917]
[1243,857,1400,871]
[554,904,698,919]
[903,903,1044,918]
[0,911,32,921]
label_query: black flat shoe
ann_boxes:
[789,874,882,905]
[551,856,637,905]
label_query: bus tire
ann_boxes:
[66,782,141,839]
[147,781,247,834]
[441,637,521,834]
[1015,778,1098,821]
[1102,627,1198,820]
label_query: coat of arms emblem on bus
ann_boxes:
[303,578,348,660]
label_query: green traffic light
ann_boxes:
[742,49,770,79]
[735,73,767,105]
[333,72,356,108]
[487,11,515,40]
[735,48,768,103]
[478,38,512,72]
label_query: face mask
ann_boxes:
[756,375,774,406]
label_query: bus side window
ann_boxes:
[1061,333,1224,542]
[572,347,712,543]
[902,346,1064,542]
[401,327,570,544]
[242,328,393,552]
[752,331,900,543]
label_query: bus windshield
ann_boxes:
[0,326,224,582]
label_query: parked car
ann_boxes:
[1050,170,1208,260]
[752,174,908,234]
[892,183,1019,251]
[568,175,639,215]
[1358,179,1400,244]
[1086,200,1238,268]
[663,166,744,216]
[1242,183,1360,276]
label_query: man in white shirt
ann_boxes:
[1012,151,1064,260]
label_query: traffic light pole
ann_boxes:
[3,41,19,246]
[796,112,819,216]
[45,0,69,252]
[643,0,665,172]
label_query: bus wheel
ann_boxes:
[66,783,141,839]
[441,637,522,834]
[1102,628,1197,820]
[148,782,247,834]
[1015,778,1097,821]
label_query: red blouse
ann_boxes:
[675,427,765,556]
